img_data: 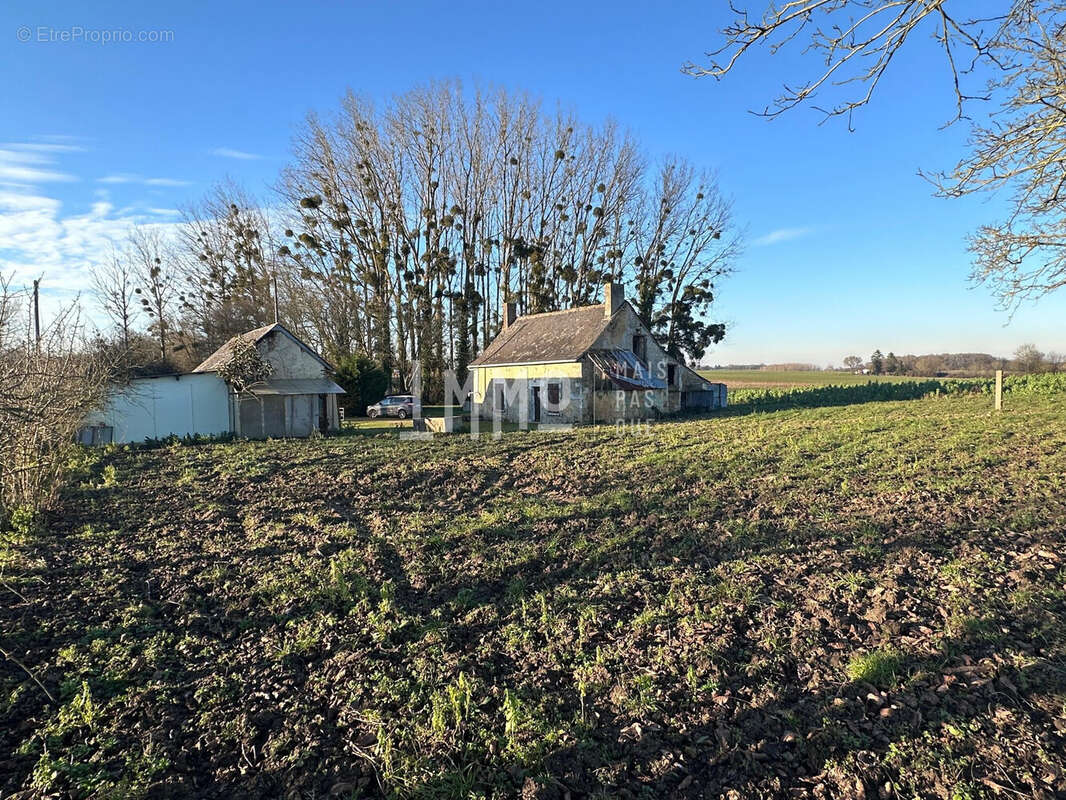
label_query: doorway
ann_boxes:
[531,386,542,423]
[318,394,329,433]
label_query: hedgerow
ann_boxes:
[728,372,1066,410]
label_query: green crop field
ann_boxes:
[699,369,925,388]
[2,392,1065,798]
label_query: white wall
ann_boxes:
[84,373,231,443]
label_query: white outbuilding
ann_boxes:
[80,323,345,444]
[79,372,231,444]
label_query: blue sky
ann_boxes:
[2,0,1063,366]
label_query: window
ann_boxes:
[77,425,113,446]
[667,363,677,387]
[632,334,647,363]
[547,382,561,407]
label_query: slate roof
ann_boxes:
[468,304,616,367]
[192,323,333,373]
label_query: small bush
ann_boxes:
[2,505,40,537]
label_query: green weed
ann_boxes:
[846,648,902,686]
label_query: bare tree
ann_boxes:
[689,2,1066,309]
[177,183,279,354]
[91,243,137,351]
[130,227,175,362]
[0,276,115,525]
[276,82,740,391]
[629,159,739,361]
[915,354,944,376]
[1014,342,1045,373]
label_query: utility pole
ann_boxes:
[272,275,280,324]
[32,278,41,351]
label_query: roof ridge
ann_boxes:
[220,322,278,346]
[244,321,280,337]
[468,301,617,368]
[191,321,334,374]
[515,303,605,321]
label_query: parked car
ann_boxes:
[366,395,414,419]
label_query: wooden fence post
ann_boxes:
[994,370,1002,411]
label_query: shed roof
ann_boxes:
[249,378,346,396]
[468,304,615,367]
[192,323,333,374]
[680,363,720,390]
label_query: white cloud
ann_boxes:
[752,226,816,247]
[3,142,87,154]
[0,190,62,215]
[98,174,191,187]
[0,147,79,185]
[144,177,190,187]
[97,173,137,184]
[0,164,77,184]
[210,147,262,160]
[1,190,132,288]
[0,192,185,332]
[0,146,183,302]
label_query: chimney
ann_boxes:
[604,282,624,318]
[503,302,517,330]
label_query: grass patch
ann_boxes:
[845,648,903,686]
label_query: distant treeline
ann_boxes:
[706,363,822,371]
[708,349,1064,377]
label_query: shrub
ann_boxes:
[216,335,273,394]
[1,279,114,524]
[334,355,390,417]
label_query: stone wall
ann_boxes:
[591,388,671,423]
[258,330,327,379]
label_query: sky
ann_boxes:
[1,0,1064,366]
